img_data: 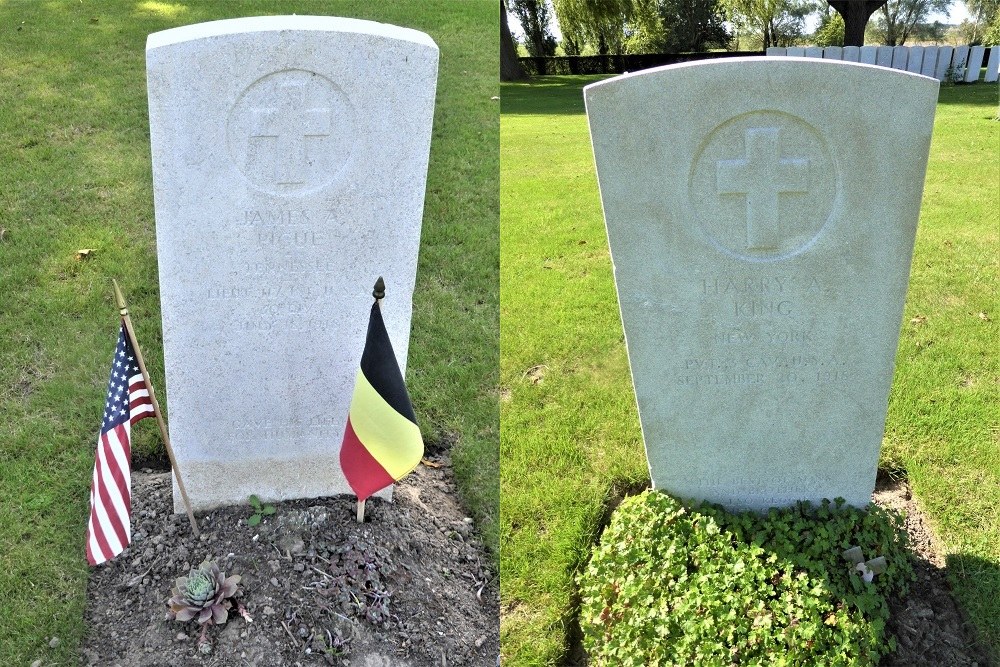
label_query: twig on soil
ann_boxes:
[281,620,299,647]
[125,565,154,588]
[310,564,333,579]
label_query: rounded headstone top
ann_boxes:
[146,15,438,52]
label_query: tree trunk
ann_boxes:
[500,0,527,81]
[829,0,887,46]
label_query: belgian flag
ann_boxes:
[340,284,424,502]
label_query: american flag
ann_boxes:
[85,323,154,566]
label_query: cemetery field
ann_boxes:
[0,1,497,665]
[499,76,999,665]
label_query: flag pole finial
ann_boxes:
[373,276,385,300]
[111,279,128,317]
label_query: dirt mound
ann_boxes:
[82,454,498,667]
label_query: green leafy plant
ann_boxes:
[247,494,276,526]
[945,60,967,84]
[167,560,245,647]
[577,490,914,666]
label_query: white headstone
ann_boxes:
[920,46,939,77]
[766,47,787,56]
[859,46,877,64]
[986,47,1000,82]
[787,47,806,57]
[906,46,924,73]
[585,58,938,511]
[935,46,955,80]
[891,45,909,69]
[876,46,893,68]
[964,45,986,82]
[953,45,970,78]
[805,46,823,58]
[824,46,843,60]
[146,16,439,511]
[843,46,860,62]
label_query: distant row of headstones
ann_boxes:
[766,44,999,83]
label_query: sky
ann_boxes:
[507,2,974,41]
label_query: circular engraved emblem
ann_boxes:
[227,69,355,197]
[689,111,839,262]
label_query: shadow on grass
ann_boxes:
[934,81,999,107]
[942,552,1000,666]
[501,75,613,116]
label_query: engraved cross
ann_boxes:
[716,127,809,251]
[251,81,331,186]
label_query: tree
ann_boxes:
[963,0,1000,43]
[987,9,1000,41]
[828,0,887,46]
[722,0,815,48]
[627,0,732,52]
[553,0,635,55]
[501,0,528,81]
[813,7,846,44]
[509,0,559,57]
[870,0,951,44]
[909,18,947,42]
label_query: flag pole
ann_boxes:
[112,280,200,537]
[356,276,387,524]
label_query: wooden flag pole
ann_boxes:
[112,280,200,537]
[356,276,387,524]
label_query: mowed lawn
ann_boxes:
[500,77,998,664]
[0,1,497,665]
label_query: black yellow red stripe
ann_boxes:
[339,301,424,501]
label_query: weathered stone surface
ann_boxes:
[876,46,893,67]
[964,45,986,82]
[935,46,955,80]
[585,58,938,511]
[920,46,939,78]
[986,46,1000,83]
[907,46,924,73]
[892,45,909,69]
[146,16,438,511]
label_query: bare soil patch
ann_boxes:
[81,453,498,667]
[875,473,992,667]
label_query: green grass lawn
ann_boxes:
[500,77,999,664]
[0,1,497,664]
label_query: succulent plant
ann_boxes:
[167,560,241,626]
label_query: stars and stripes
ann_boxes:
[339,301,424,502]
[85,323,154,566]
